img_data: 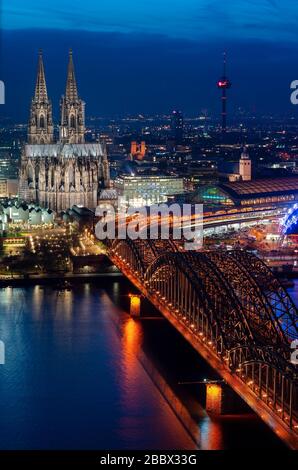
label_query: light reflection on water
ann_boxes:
[0,280,290,450]
[0,284,195,450]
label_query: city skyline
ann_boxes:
[1,1,298,459]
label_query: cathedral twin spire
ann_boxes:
[65,49,78,102]
[28,50,53,145]
[34,50,49,103]
[60,49,85,144]
[28,50,85,145]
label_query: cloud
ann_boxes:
[2,0,298,42]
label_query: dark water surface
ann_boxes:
[0,279,295,450]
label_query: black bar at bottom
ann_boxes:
[0,450,295,466]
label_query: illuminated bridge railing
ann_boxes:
[107,238,298,446]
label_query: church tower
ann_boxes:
[28,50,54,144]
[59,50,85,144]
[239,146,252,181]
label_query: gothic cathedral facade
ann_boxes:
[19,50,110,212]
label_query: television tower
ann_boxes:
[217,52,231,132]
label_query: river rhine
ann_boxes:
[0,278,296,449]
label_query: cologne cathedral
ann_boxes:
[19,50,110,212]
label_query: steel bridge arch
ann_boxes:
[109,238,151,277]
[107,239,298,442]
[143,251,296,363]
[230,251,298,341]
[142,251,298,433]
[144,251,261,354]
[207,251,293,353]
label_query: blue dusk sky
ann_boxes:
[2,0,298,119]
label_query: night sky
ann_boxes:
[2,0,298,120]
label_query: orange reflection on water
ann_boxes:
[122,318,143,369]
[119,317,144,421]
[119,316,197,449]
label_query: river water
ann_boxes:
[0,278,296,450]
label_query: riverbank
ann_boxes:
[1,265,296,288]
[0,270,122,287]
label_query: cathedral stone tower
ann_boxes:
[19,51,110,212]
[28,50,54,144]
[59,50,85,144]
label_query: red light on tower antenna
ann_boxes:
[217,52,232,132]
[217,79,231,89]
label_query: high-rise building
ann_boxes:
[171,110,184,145]
[19,51,110,212]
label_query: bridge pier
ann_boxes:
[205,381,246,415]
[129,294,141,317]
